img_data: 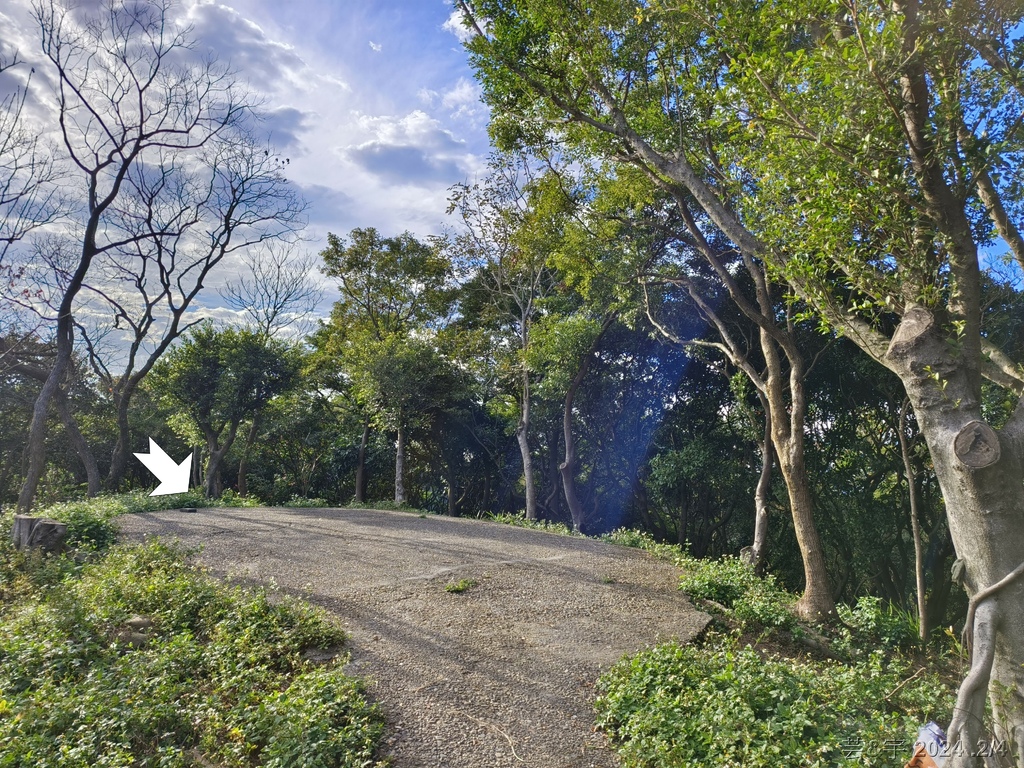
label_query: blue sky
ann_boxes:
[2,0,489,247]
[0,0,490,330]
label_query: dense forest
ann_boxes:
[2,0,1024,765]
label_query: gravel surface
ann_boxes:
[117,506,709,768]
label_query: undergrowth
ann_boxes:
[595,633,954,768]
[37,490,259,551]
[598,527,960,767]
[484,512,574,535]
[0,537,383,768]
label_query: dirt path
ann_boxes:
[117,507,708,768]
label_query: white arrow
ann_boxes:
[134,438,192,496]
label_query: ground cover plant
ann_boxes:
[0,534,382,768]
[594,635,955,768]
[599,527,962,767]
[40,490,259,550]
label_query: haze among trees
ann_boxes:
[2,0,1023,763]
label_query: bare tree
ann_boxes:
[0,52,62,272]
[217,243,322,496]
[17,0,303,512]
[220,243,324,339]
[447,154,556,521]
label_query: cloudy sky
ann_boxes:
[0,0,492,332]
[2,0,487,250]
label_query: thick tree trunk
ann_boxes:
[106,392,132,491]
[887,307,1024,762]
[354,419,370,503]
[203,423,239,499]
[774,440,834,619]
[763,327,835,620]
[53,391,100,497]
[394,423,406,506]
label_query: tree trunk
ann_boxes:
[106,390,133,490]
[516,369,537,520]
[203,422,239,499]
[886,307,1024,762]
[394,423,406,506]
[898,399,929,640]
[774,433,834,619]
[237,414,260,498]
[53,391,101,497]
[747,412,773,575]
[542,423,562,516]
[445,459,457,516]
[560,316,613,533]
[354,419,369,503]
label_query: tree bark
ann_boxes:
[516,368,537,520]
[886,307,1024,762]
[203,422,239,499]
[747,410,773,575]
[560,316,613,533]
[898,399,929,640]
[354,419,370,503]
[394,423,406,506]
[53,391,100,497]
[237,414,260,498]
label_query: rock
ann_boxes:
[180,507,198,514]
[12,515,68,554]
[125,615,153,631]
[112,629,149,649]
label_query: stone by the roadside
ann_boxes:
[11,515,68,553]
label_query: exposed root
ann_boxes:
[948,600,998,766]
[453,707,526,762]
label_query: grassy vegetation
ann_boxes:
[598,527,960,768]
[595,635,954,768]
[39,490,258,550]
[0,503,383,768]
[444,578,477,594]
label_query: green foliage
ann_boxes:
[444,578,477,594]
[834,597,920,655]
[605,530,795,630]
[0,540,382,767]
[487,512,574,535]
[678,556,796,630]
[39,491,258,551]
[595,635,955,768]
[282,496,332,508]
[602,528,688,563]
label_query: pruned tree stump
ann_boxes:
[12,515,68,553]
[954,421,1001,469]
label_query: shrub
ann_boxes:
[595,634,955,768]
[486,512,574,535]
[282,496,332,508]
[835,596,920,655]
[678,556,796,630]
[38,491,261,551]
[0,540,382,768]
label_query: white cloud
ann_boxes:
[369,40,382,52]
[442,8,475,43]
[340,110,477,186]
[441,77,481,109]
[417,87,439,106]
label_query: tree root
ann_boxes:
[948,599,998,765]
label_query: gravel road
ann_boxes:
[117,506,708,768]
